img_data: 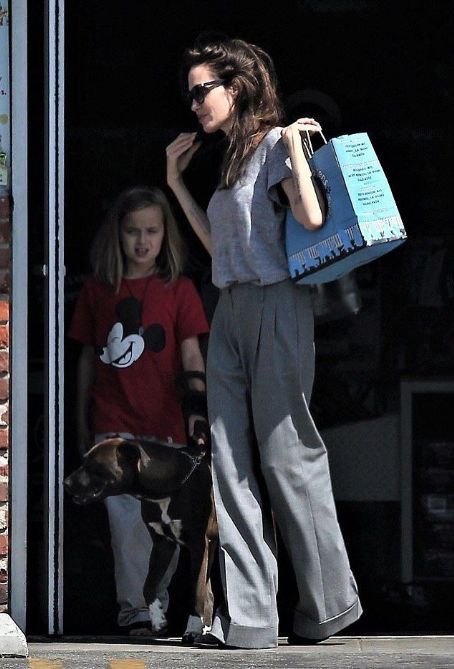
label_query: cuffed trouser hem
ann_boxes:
[210,614,278,649]
[118,614,151,629]
[293,597,363,640]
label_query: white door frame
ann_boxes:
[43,0,65,636]
[10,0,29,633]
[10,0,66,634]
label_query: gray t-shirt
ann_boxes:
[207,126,293,289]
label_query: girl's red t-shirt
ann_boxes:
[68,274,209,444]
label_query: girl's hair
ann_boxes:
[90,185,186,292]
[181,33,284,188]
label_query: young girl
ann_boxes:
[166,34,362,649]
[68,185,210,636]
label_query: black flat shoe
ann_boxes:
[192,632,226,648]
[287,631,329,645]
[193,632,225,648]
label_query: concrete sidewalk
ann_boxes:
[0,616,27,658]
[0,635,452,668]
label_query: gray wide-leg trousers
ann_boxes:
[207,280,362,649]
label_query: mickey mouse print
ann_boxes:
[100,295,166,369]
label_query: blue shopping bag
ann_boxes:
[285,132,407,284]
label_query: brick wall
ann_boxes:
[0,194,10,612]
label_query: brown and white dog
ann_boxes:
[64,435,217,643]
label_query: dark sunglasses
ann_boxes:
[187,79,225,106]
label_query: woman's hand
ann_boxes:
[166,132,202,188]
[281,117,322,147]
[281,118,323,155]
[164,137,212,254]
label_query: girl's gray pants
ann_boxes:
[98,432,179,629]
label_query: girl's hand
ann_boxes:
[188,414,210,449]
[166,132,202,187]
[281,117,322,148]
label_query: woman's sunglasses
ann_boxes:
[187,79,225,106]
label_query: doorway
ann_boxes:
[24,0,397,637]
[23,0,454,638]
[26,0,226,636]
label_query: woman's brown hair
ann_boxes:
[90,185,186,292]
[181,33,284,188]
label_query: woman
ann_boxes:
[166,33,362,649]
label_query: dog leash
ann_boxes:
[122,433,208,488]
[137,452,204,506]
[155,438,207,487]
[179,451,205,486]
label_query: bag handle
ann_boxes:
[292,129,329,221]
[301,129,328,159]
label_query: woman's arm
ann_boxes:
[166,133,212,254]
[280,118,325,230]
[76,344,95,457]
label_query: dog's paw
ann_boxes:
[181,615,204,645]
[148,598,168,634]
[181,631,197,645]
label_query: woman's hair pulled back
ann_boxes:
[181,33,284,188]
[90,185,186,292]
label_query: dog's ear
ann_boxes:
[117,440,142,466]
[117,439,151,474]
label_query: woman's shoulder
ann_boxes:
[262,126,284,148]
[267,125,285,139]
[258,127,286,162]
[258,126,288,165]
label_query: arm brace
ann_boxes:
[181,389,208,421]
